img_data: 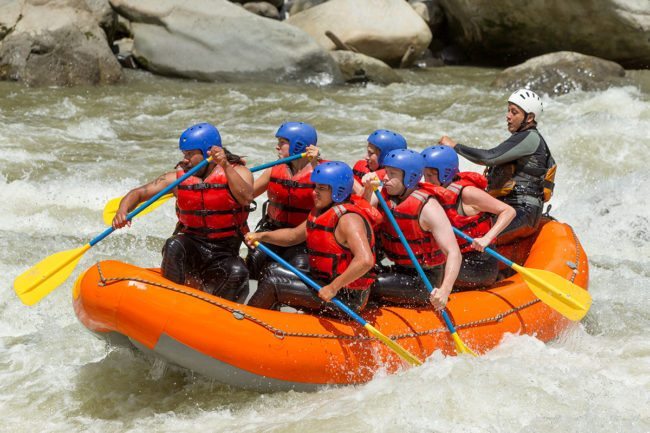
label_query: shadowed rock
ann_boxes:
[0,0,122,86]
[493,51,629,95]
[438,0,650,68]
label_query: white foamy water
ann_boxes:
[1,69,648,432]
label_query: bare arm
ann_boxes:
[420,199,462,309]
[210,146,254,206]
[225,164,254,206]
[112,171,176,229]
[319,213,375,301]
[244,220,307,248]
[460,186,516,251]
[253,167,272,198]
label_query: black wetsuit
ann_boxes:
[161,233,249,303]
[370,264,443,307]
[455,127,553,244]
[246,262,370,317]
[245,213,309,280]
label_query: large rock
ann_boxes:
[493,51,629,95]
[438,0,650,68]
[109,0,341,83]
[0,0,122,86]
[288,0,432,67]
[84,0,117,43]
[330,50,403,84]
[0,1,22,40]
[242,2,281,20]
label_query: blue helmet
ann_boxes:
[179,123,221,158]
[310,161,353,203]
[367,129,408,167]
[421,145,459,185]
[275,122,318,156]
[382,149,424,190]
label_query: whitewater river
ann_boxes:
[1,68,648,432]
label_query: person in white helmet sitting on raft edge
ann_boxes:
[439,89,557,244]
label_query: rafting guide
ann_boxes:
[439,89,556,244]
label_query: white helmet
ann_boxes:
[508,89,543,122]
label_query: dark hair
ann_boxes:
[224,147,246,165]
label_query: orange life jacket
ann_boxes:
[352,159,386,184]
[431,172,493,253]
[306,195,382,290]
[380,183,445,267]
[175,165,249,239]
[266,162,315,228]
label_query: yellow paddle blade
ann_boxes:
[450,331,478,356]
[512,264,592,321]
[102,194,174,225]
[364,323,423,366]
[14,244,91,306]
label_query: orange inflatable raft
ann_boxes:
[73,219,589,391]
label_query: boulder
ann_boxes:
[287,0,432,67]
[330,50,403,84]
[438,0,650,68]
[110,0,341,83]
[492,51,629,95]
[243,2,281,20]
[0,0,122,86]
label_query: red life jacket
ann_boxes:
[175,165,249,239]
[306,195,382,290]
[267,162,315,228]
[352,159,386,184]
[380,183,445,267]
[431,172,493,253]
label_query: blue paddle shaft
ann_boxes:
[250,153,304,172]
[255,242,369,326]
[374,190,462,334]
[451,227,513,267]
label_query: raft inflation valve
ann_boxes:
[232,311,245,320]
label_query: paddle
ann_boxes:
[374,189,477,356]
[14,156,215,306]
[102,152,307,225]
[452,228,592,321]
[253,241,423,367]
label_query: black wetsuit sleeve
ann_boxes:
[455,131,542,166]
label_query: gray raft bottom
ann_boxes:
[95,330,322,392]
